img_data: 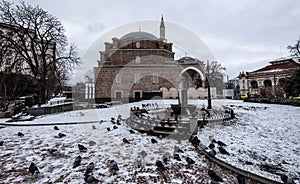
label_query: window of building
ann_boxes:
[16,59,23,65]
[153,73,159,83]
[135,73,141,83]
[5,58,12,65]
[264,80,272,87]
[15,67,21,73]
[250,80,258,88]
[135,56,140,64]
[16,52,22,57]
[116,73,122,84]
[278,78,286,88]
[136,42,140,48]
[4,67,11,73]
[6,50,13,56]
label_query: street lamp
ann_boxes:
[36,74,42,107]
[206,77,212,109]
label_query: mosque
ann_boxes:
[94,17,216,103]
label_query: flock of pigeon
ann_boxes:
[18,122,122,183]
[0,108,296,184]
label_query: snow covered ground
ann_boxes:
[197,100,300,183]
[0,100,238,184]
[0,99,299,183]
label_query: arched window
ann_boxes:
[135,56,140,64]
[264,80,272,87]
[135,73,141,83]
[153,73,158,83]
[116,73,122,84]
[278,78,286,88]
[250,80,258,89]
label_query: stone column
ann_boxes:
[179,78,188,105]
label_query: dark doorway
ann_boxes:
[143,91,162,100]
[115,91,122,101]
[134,91,141,101]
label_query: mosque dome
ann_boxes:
[120,31,158,41]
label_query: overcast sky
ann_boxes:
[11,0,300,81]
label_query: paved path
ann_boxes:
[0,120,107,127]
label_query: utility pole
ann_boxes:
[206,60,212,109]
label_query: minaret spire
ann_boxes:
[160,15,165,41]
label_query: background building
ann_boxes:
[0,23,32,75]
[94,17,217,103]
[238,58,300,97]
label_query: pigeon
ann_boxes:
[212,139,226,146]
[140,150,148,158]
[186,156,195,165]
[54,126,59,130]
[58,133,66,138]
[173,152,181,161]
[135,156,143,168]
[0,140,3,146]
[162,154,169,164]
[109,160,119,175]
[47,148,58,154]
[218,146,230,155]
[174,146,184,153]
[280,174,296,184]
[18,132,24,137]
[116,120,121,126]
[84,174,99,183]
[151,138,158,144]
[113,125,118,129]
[84,162,95,176]
[73,155,82,168]
[29,162,39,175]
[208,149,217,157]
[88,141,96,146]
[107,127,111,131]
[237,174,245,184]
[78,144,87,152]
[191,136,200,147]
[209,143,215,149]
[208,170,223,182]
[129,129,135,134]
[156,160,166,172]
[92,125,96,130]
[122,138,130,144]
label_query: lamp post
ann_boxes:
[206,60,212,109]
[36,74,42,107]
[206,77,212,109]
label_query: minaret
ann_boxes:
[160,15,165,41]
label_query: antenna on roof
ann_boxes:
[280,46,283,58]
[139,27,141,32]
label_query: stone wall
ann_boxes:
[26,103,73,116]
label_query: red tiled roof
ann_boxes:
[251,58,300,73]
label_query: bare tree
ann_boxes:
[84,69,95,83]
[287,38,300,59]
[206,60,226,95]
[0,0,80,104]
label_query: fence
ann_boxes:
[26,103,73,116]
[193,142,282,184]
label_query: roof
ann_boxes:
[160,16,165,28]
[120,31,158,41]
[251,58,300,74]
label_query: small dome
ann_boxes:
[120,31,158,41]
